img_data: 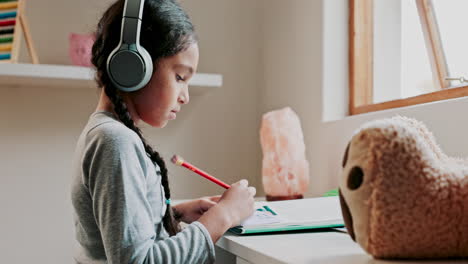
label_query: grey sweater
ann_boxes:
[71,111,215,264]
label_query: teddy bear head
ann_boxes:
[339,116,468,259]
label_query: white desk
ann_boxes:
[215,230,468,264]
[174,199,468,264]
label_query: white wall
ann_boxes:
[260,0,325,196]
[0,0,261,262]
[322,0,348,122]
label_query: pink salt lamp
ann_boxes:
[260,107,310,201]
[69,33,95,67]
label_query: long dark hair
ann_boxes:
[91,0,197,236]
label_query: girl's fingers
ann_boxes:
[200,199,217,211]
[208,195,222,202]
[248,186,256,196]
[239,179,248,187]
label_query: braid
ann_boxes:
[104,84,181,236]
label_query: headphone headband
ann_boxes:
[123,0,144,19]
[121,0,143,45]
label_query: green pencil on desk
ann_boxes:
[323,188,339,197]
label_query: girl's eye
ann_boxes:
[176,74,185,82]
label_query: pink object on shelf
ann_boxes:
[68,33,95,67]
[260,107,310,201]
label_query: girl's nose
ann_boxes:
[178,87,189,104]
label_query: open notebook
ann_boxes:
[229,196,345,235]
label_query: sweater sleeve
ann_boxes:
[83,125,215,264]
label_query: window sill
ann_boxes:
[350,85,468,115]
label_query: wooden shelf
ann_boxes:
[0,63,222,94]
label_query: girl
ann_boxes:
[71,0,256,263]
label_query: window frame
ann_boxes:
[349,0,468,115]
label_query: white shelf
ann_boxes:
[0,63,222,94]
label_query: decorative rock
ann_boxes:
[260,107,310,201]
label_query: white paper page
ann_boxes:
[240,203,283,226]
[266,196,343,224]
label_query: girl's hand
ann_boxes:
[173,195,222,224]
[197,179,256,243]
[216,179,256,227]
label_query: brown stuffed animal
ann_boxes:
[339,116,468,259]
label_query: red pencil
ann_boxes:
[171,155,231,189]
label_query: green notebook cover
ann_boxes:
[229,196,344,235]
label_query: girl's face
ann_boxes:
[130,43,199,128]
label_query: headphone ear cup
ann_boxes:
[136,45,153,89]
[106,45,153,92]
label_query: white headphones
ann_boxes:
[106,0,152,92]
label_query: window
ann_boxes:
[349,0,468,115]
